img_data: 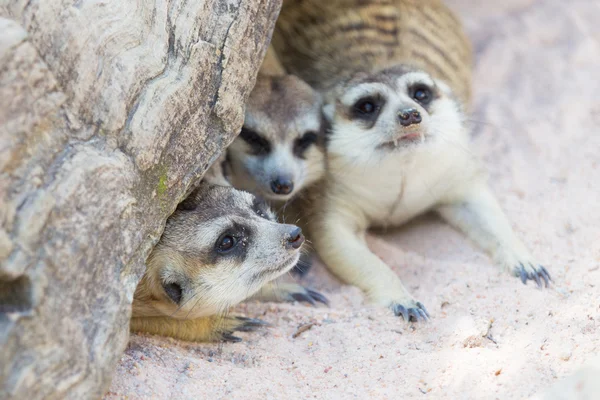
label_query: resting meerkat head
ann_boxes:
[132,182,304,319]
[323,65,466,164]
[226,74,326,201]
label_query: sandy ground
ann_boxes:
[105,0,600,398]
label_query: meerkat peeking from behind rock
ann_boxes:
[225,46,327,204]
[273,0,551,322]
[130,180,325,343]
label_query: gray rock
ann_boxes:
[0,0,281,398]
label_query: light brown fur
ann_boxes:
[273,0,472,104]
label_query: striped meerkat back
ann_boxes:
[272,0,472,105]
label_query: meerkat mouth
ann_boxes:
[379,132,424,150]
[252,253,300,282]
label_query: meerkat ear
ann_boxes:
[322,103,335,123]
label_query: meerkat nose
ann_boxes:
[398,108,422,127]
[271,177,294,195]
[286,227,304,249]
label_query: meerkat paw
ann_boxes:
[288,286,329,306]
[216,316,271,343]
[251,282,329,306]
[372,291,429,322]
[130,314,269,343]
[500,247,552,288]
[390,301,430,323]
[512,262,552,288]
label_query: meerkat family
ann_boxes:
[132,0,552,343]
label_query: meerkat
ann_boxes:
[225,45,327,203]
[130,181,318,342]
[272,0,551,322]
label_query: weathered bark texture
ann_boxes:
[0,0,281,398]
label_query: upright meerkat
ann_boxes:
[131,182,312,342]
[273,0,551,321]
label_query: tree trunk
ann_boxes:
[0,0,281,398]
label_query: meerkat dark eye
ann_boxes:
[162,282,183,304]
[354,99,376,114]
[239,127,271,155]
[293,131,318,158]
[217,234,237,252]
[351,96,383,121]
[411,85,433,105]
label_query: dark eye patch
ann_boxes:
[293,131,318,159]
[212,222,250,263]
[350,95,384,124]
[409,84,436,107]
[239,127,271,155]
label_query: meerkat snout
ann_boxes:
[398,108,421,127]
[285,226,304,249]
[271,175,294,195]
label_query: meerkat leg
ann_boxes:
[437,184,551,287]
[130,314,269,343]
[250,281,328,306]
[310,213,429,322]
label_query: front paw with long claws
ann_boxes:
[219,316,271,343]
[250,282,329,306]
[390,301,430,322]
[513,262,552,288]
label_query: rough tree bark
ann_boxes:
[0,0,281,398]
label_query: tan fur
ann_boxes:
[130,315,258,343]
[273,0,472,105]
[260,45,287,77]
[277,0,549,321]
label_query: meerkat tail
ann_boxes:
[130,314,269,343]
[249,281,329,306]
[258,45,286,77]
[436,184,551,287]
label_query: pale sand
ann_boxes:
[105,0,600,398]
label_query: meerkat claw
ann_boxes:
[416,302,430,318]
[219,317,270,342]
[516,263,552,288]
[221,333,243,343]
[393,304,409,321]
[306,289,330,306]
[392,302,429,322]
[291,289,329,306]
[234,317,271,332]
